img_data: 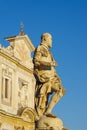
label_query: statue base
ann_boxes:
[35,115,68,130]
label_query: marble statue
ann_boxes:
[33,33,66,119]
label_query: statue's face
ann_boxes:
[46,35,52,48]
[41,33,52,48]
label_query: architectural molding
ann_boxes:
[0,51,33,74]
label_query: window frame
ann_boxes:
[2,69,12,106]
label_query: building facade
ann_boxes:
[0,32,36,130]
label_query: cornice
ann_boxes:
[0,110,34,125]
[0,50,33,74]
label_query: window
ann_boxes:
[1,67,12,106]
[2,76,12,106]
[5,78,9,98]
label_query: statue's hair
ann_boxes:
[41,33,52,42]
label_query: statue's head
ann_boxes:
[41,33,52,48]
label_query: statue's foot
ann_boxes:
[45,112,57,118]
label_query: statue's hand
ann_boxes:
[51,61,58,66]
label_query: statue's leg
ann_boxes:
[36,82,51,117]
[45,92,63,114]
[45,85,66,115]
[36,94,46,117]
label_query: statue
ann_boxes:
[33,33,66,120]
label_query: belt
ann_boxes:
[34,66,51,70]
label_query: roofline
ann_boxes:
[4,34,35,52]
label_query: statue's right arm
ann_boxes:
[34,46,52,66]
[33,50,41,66]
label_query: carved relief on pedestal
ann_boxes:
[21,108,35,122]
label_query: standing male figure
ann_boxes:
[33,33,66,118]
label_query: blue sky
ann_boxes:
[0,0,87,129]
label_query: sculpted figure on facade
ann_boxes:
[33,33,66,119]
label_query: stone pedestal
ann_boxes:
[35,115,68,130]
